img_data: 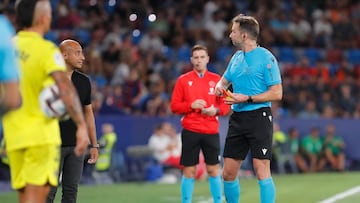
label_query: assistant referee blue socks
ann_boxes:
[224,178,240,203]
[223,177,275,203]
[181,176,195,203]
[258,177,276,203]
[209,175,222,203]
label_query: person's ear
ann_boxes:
[62,52,68,60]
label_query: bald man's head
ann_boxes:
[59,39,82,53]
[59,39,85,70]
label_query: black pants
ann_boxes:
[0,161,10,181]
[47,146,85,203]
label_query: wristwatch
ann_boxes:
[90,143,100,149]
[247,96,253,103]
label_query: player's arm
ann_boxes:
[215,76,231,97]
[250,84,283,103]
[0,35,22,114]
[224,84,283,104]
[170,80,194,114]
[84,103,98,164]
[0,82,21,114]
[52,71,85,126]
[51,71,88,156]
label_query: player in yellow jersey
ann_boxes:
[2,1,89,203]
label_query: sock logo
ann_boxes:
[262,148,267,155]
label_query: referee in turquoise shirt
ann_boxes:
[215,14,282,203]
[0,14,21,131]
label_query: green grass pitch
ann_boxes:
[0,172,359,203]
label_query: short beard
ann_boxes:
[232,40,243,49]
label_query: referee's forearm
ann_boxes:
[252,84,282,102]
[216,77,230,89]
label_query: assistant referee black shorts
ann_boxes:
[223,107,273,160]
[180,129,220,166]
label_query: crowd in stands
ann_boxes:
[272,123,346,174]
[2,0,360,118]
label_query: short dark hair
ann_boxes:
[191,45,208,55]
[232,14,259,40]
[15,0,38,30]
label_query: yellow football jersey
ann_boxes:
[3,31,66,151]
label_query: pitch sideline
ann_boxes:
[318,185,360,203]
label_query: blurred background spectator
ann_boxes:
[319,124,346,171]
[300,126,325,172]
[272,123,299,174]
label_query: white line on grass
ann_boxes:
[196,196,226,203]
[318,185,360,203]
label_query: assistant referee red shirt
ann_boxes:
[171,70,230,134]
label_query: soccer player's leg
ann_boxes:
[8,144,60,203]
[180,129,201,203]
[223,115,248,203]
[223,157,241,203]
[202,133,222,203]
[28,144,60,203]
[251,108,276,203]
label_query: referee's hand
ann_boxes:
[224,92,247,104]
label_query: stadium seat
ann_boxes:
[126,145,156,181]
[326,49,343,64]
[75,29,91,46]
[346,49,360,65]
[303,48,323,66]
[126,145,154,158]
[278,47,298,64]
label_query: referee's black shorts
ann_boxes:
[180,129,220,166]
[223,107,273,160]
